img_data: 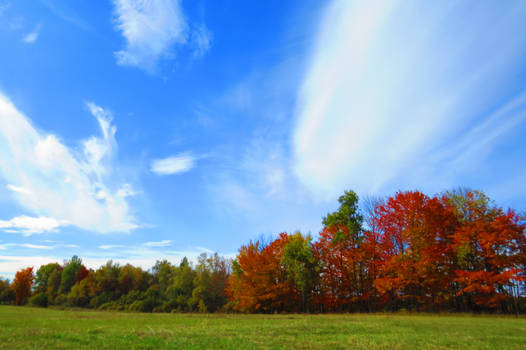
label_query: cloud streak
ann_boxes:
[0,243,53,250]
[144,240,172,247]
[293,0,526,199]
[151,154,195,175]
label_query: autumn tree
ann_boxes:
[446,189,526,311]
[90,260,121,308]
[315,190,372,311]
[373,191,457,311]
[228,233,299,313]
[118,264,149,295]
[12,267,34,305]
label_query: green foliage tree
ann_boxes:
[90,261,120,308]
[47,266,63,304]
[322,190,363,242]
[0,278,14,304]
[59,256,83,294]
[152,260,176,295]
[35,263,62,294]
[165,257,195,311]
[192,253,230,312]
[281,232,319,312]
[6,186,521,315]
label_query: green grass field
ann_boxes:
[0,306,525,349]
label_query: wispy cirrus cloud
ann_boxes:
[0,243,53,250]
[150,154,195,175]
[0,94,138,234]
[39,0,90,30]
[112,0,212,72]
[293,0,526,200]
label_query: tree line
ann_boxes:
[0,254,230,313]
[1,188,525,313]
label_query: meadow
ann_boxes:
[0,306,525,349]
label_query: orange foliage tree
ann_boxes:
[314,225,374,312]
[227,233,300,313]
[227,189,525,313]
[372,191,458,311]
[447,190,526,311]
[12,267,35,305]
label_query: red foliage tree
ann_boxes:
[12,267,35,305]
[448,191,526,310]
[314,225,376,311]
[227,233,299,313]
[373,191,457,310]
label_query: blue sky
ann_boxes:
[1,0,526,278]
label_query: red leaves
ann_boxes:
[228,189,525,312]
[227,233,299,313]
[448,194,526,309]
[12,267,34,305]
[314,225,375,311]
[375,192,457,308]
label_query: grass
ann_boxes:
[0,306,525,349]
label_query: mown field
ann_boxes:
[0,306,525,349]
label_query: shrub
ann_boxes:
[30,292,49,307]
[98,301,124,311]
[128,297,160,313]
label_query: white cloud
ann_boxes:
[0,255,57,279]
[112,0,188,71]
[0,94,138,234]
[151,154,195,175]
[293,0,526,199]
[111,0,212,71]
[99,244,127,250]
[20,243,51,249]
[144,240,172,247]
[22,24,42,44]
[0,216,67,235]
